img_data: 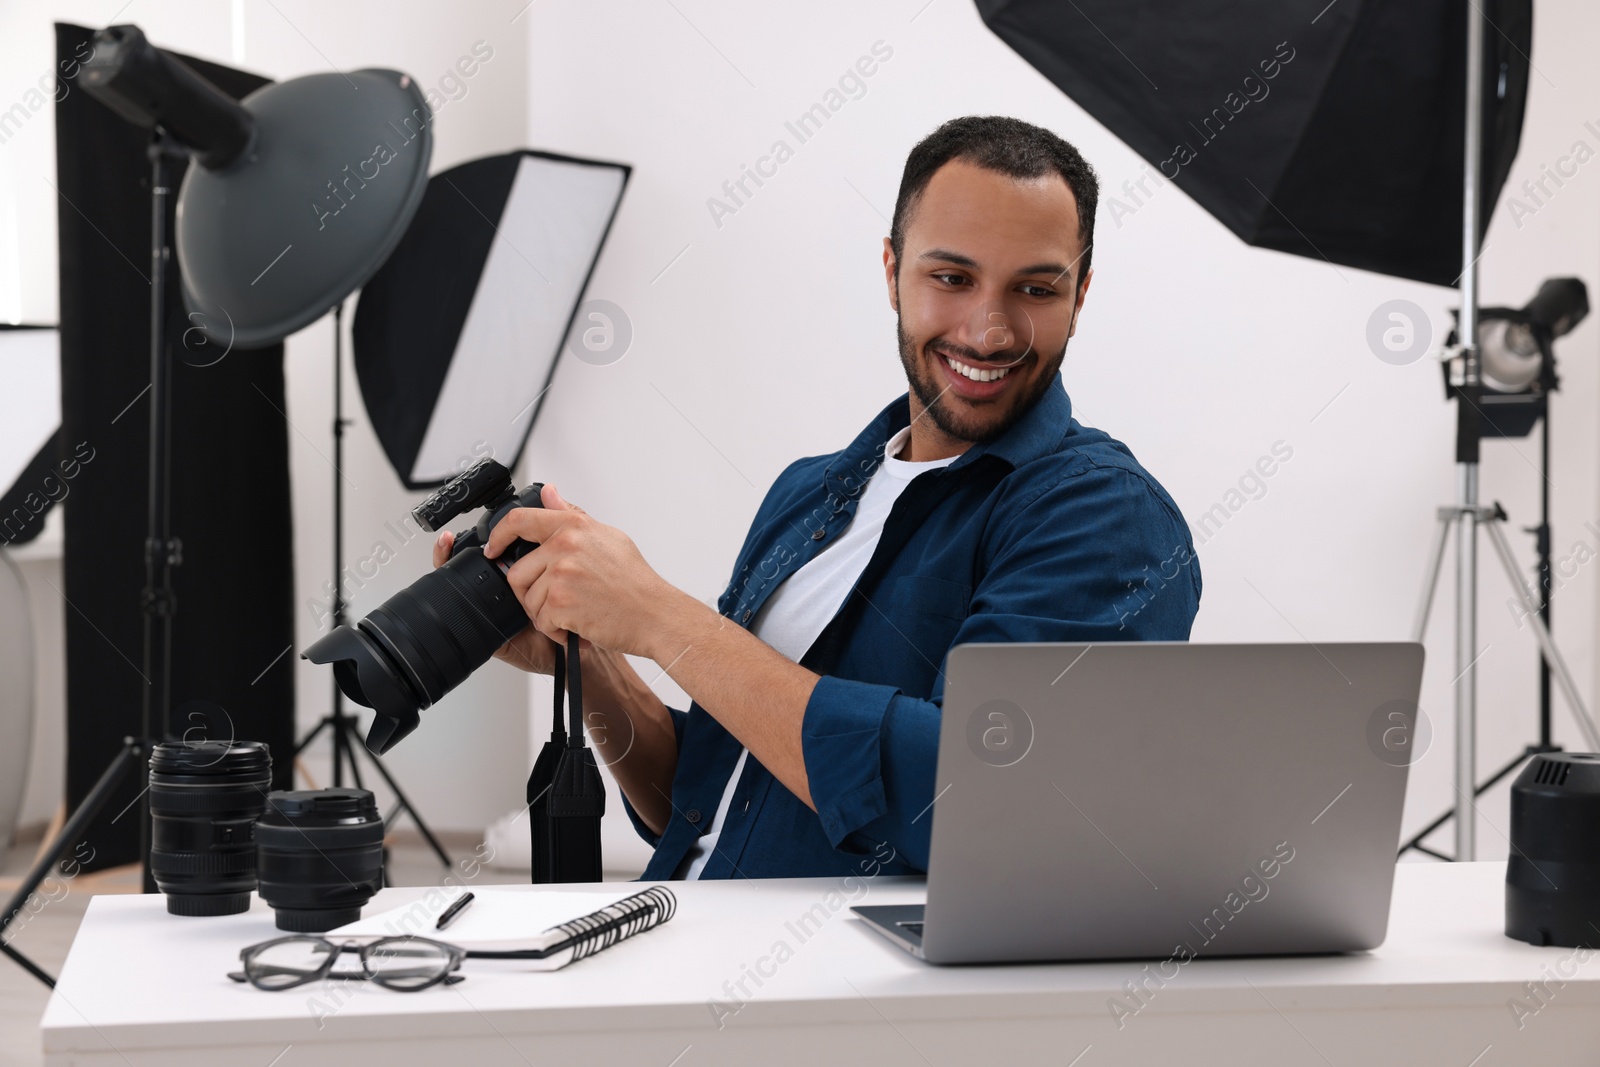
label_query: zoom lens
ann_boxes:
[302,545,529,754]
[148,740,272,917]
[256,788,386,932]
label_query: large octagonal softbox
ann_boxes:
[976,0,1531,285]
[352,150,629,489]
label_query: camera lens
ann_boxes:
[148,740,272,917]
[302,545,529,754]
[256,788,385,932]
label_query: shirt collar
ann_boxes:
[824,374,1073,493]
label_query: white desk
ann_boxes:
[40,862,1600,1066]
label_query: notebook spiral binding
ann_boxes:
[549,886,677,963]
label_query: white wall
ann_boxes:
[4,0,1598,866]
[517,0,1600,862]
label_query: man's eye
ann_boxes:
[932,273,966,286]
[1020,285,1056,298]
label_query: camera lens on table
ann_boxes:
[255,788,386,932]
[148,740,272,917]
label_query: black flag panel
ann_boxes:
[54,23,296,870]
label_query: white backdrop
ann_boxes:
[2,0,1598,871]
[515,0,1600,864]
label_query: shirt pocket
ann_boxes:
[882,574,971,679]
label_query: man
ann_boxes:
[433,115,1201,880]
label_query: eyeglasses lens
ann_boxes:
[364,939,453,990]
[248,938,338,990]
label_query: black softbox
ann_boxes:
[55,23,295,870]
[975,0,1531,286]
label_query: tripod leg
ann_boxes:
[342,725,366,792]
[1484,519,1600,750]
[349,734,453,869]
[292,716,328,760]
[1399,746,1538,858]
[0,941,55,989]
[0,740,143,988]
[1413,511,1455,642]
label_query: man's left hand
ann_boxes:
[482,484,681,659]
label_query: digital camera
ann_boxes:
[302,459,544,754]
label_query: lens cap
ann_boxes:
[149,739,271,777]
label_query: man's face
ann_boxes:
[885,158,1092,448]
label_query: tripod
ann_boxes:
[1405,496,1600,859]
[1,133,186,987]
[1402,353,1600,859]
[289,303,452,871]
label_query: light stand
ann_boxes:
[1408,3,1600,861]
[1403,330,1591,858]
[2,23,435,988]
[291,302,452,871]
[0,131,184,986]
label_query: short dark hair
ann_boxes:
[890,115,1099,288]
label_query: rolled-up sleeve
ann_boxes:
[801,676,942,869]
[618,704,690,848]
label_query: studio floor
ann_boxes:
[0,829,644,1067]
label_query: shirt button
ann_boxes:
[685,808,701,824]
[741,609,752,623]
[812,528,825,540]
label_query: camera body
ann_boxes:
[303,458,545,754]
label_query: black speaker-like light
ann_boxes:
[1506,753,1600,948]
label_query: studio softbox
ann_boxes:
[352,150,629,489]
[975,0,1531,285]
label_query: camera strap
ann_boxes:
[530,632,604,882]
[547,633,587,747]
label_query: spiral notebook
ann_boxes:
[327,886,676,970]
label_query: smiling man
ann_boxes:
[434,115,1201,880]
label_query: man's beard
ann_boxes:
[896,312,1068,447]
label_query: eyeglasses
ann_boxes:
[228,935,466,992]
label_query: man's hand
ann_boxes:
[482,484,684,660]
[431,528,562,675]
[475,484,822,815]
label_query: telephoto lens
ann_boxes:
[256,788,386,932]
[148,740,272,917]
[303,459,547,756]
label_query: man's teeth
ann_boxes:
[944,355,1012,383]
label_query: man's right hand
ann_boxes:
[432,529,561,676]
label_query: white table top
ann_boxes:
[40,861,1600,1063]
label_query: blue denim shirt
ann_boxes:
[621,376,1201,879]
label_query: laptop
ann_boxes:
[853,641,1425,964]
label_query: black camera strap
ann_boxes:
[529,632,604,882]
[564,632,584,745]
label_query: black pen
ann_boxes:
[436,892,475,930]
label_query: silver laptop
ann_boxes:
[853,641,1424,964]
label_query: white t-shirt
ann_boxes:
[674,423,959,879]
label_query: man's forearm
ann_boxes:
[645,589,822,810]
[577,647,679,837]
